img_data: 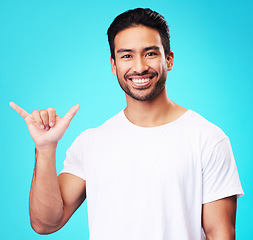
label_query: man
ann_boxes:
[10,8,243,240]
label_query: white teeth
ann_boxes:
[131,78,150,83]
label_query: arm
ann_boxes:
[202,195,237,240]
[29,147,86,234]
[10,102,85,234]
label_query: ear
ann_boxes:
[166,51,174,71]
[110,57,117,75]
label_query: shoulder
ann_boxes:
[187,110,226,135]
[184,110,228,150]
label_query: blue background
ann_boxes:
[1,0,252,239]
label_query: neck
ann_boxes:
[124,87,187,127]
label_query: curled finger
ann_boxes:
[39,109,49,130]
[31,110,44,129]
[47,107,56,127]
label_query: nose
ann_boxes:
[132,56,149,74]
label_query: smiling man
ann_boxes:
[111,25,170,102]
[10,8,243,240]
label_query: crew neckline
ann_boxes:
[119,109,192,130]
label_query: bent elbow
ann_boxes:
[31,223,50,235]
[30,219,61,235]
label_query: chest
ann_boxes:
[85,131,202,195]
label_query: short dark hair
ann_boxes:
[107,8,170,60]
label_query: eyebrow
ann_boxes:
[143,46,160,51]
[117,48,133,53]
[116,46,160,54]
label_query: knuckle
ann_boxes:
[31,110,42,123]
[31,110,39,116]
[39,109,47,116]
[47,107,56,112]
[39,110,49,124]
[36,119,43,124]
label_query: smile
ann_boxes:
[131,78,151,83]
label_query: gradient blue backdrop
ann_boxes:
[1,0,252,239]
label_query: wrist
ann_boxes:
[35,143,58,153]
[35,144,58,170]
[35,144,57,163]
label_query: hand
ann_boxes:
[9,102,80,149]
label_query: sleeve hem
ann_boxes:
[203,188,244,204]
[60,169,86,181]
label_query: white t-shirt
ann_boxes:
[61,110,244,240]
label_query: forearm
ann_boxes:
[29,144,64,234]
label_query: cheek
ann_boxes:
[116,62,131,76]
[159,61,168,74]
[152,62,164,75]
[149,58,165,72]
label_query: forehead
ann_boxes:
[114,25,164,51]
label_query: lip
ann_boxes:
[127,74,156,88]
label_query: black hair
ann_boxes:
[107,8,170,60]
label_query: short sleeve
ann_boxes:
[60,131,88,181]
[202,138,244,204]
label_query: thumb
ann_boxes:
[62,104,80,124]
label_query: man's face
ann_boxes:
[110,25,174,102]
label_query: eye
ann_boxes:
[146,52,157,57]
[121,54,132,59]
